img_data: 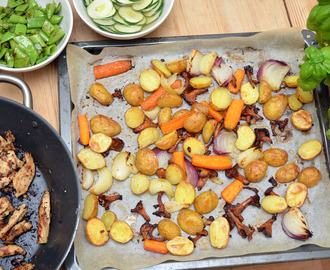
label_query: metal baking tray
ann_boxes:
[57,30,330,269]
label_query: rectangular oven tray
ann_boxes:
[58,30,330,269]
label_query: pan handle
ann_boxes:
[0,73,33,109]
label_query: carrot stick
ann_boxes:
[77,115,90,146]
[160,112,194,135]
[93,60,132,79]
[144,239,168,254]
[200,100,223,122]
[140,86,167,111]
[224,99,245,131]
[221,179,244,203]
[173,151,186,181]
[170,79,183,89]
[191,154,232,170]
[228,68,245,94]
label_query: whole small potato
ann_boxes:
[202,119,217,144]
[244,158,268,183]
[298,167,322,188]
[275,163,300,183]
[157,92,183,108]
[191,102,209,116]
[182,137,206,158]
[89,83,113,106]
[258,80,272,104]
[177,209,204,235]
[158,219,181,241]
[166,163,185,185]
[290,110,312,131]
[263,148,288,167]
[125,107,145,129]
[136,148,158,176]
[166,58,187,74]
[263,93,288,121]
[193,190,219,214]
[261,195,288,214]
[158,107,172,126]
[123,83,144,106]
[90,114,121,137]
[183,112,207,133]
[172,109,190,120]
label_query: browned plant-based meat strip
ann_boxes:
[0,171,16,190]
[37,189,51,244]
[12,153,35,198]
[0,244,26,257]
[0,197,14,220]
[4,220,32,243]
[0,204,28,239]
[11,263,35,270]
[0,151,23,176]
[0,131,15,153]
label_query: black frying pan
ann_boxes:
[0,74,80,270]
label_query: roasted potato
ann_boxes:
[284,75,299,87]
[183,112,207,133]
[157,92,183,108]
[158,107,172,126]
[191,102,209,116]
[193,190,218,214]
[209,87,232,111]
[85,217,109,246]
[202,119,217,144]
[155,131,178,150]
[298,139,322,160]
[288,93,303,111]
[77,148,106,170]
[89,133,112,153]
[110,221,133,243]
[263,93,288,121]
[139,69,161,92]
[83,193,98,220]
[235,125,256,151]
[209,217,230,249]
[172,109,190,120]
[166,236,194,256]
[236,147,264,168]
[90,114,121,137]
[166,58,187,74]
[136,148,158,176]
[158,219,181,241]
[240,82,259,105]
[298,167,322,188]
[290,110,312,130]
[123,83,144,106]
[175,181,196,208]
[89,83,113,106]
[151,59,171,77]
[177,209,204,235]
[101,211,118,231]
[263,148,288,167]
[286,182,308,208]
[166,163,185,185]
[199,52,218,75]
[258,80,272,104]
[130,173,150,194]
[137,127,160,149]
[190,76,213,88]
[244,158,268,183]
[296,86,314,103]
[275,163,300,183]
[261,195,288,214]
[125,107,145,129]
[182,137,206,158]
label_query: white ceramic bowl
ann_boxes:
[73,0,174,40]
[0,0,73,73]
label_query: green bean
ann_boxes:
[2,31,14,42]
[15,3,28,12]
[42,20,54,36]
[8,0,24,9]
[36,55,48,64]
[49,15,63,25]
[14,57,29,68]
[9,39,18,50]
[13,35,39,65]
[27,17,45,28]
[30,33,46,47]
[55,3,62,14]
[38,29,49,42]
[44,44,56,56]
[48,28,64,45]
[0,48,8,59]
[5,51,14,67]
[14,47,27,58]
[46,3,56,19]
[15,23,27,35]
[8,14,27,24]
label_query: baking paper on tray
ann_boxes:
[67,28,330,270]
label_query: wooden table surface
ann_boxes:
[1,0,330,269]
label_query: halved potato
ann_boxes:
[209,87,231,111]
[199,52,218,75]
[182,137,206,158]
[261,195,288,214]
[89,133,112,153]
[290,110,312,131]
[298,139,322,160]
[288,93,303,111]
[166,58,187,74]
[284,75,299,87]
[209,217,230,249]
[157,93,183,108]
[110,221,133,243]
[286,182,308,208]
[258,80,272,104]
[139,69,161,92]
[130,174,150,194]
[83,193,98,220]
[158,107,172,126]
[167,236,194,256]
[85,217,109,246]
[101,211,118,231]
[166,163,185,185]
[190,76,213,88]
[241,82,259,105]
[235,125,256,151]
[137,127,160,149]
[175,182,196,208]
[151,59,171,77]
[125,107,145,129]
[296,86,314,103]
[77,148,106,170]
[155,131,178,150]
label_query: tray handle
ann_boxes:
[0,74,33,109]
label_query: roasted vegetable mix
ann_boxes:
[0,0,65,68]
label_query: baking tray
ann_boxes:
[57,30,330,269]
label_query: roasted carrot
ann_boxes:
[228,68,245,94]
[224,99,245,131]
[144,239,168,254]
[93,60,132,79]
[191,154,232,170]
[170,79,183,89]
[200,100,223,122]
[173,151,186,181]
[140,86,167,111]
[221,179,244,203]
[77,115,90,146]
[160,112,194,135]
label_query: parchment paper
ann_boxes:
[67,28,330,270]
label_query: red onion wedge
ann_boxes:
[184,158,198,187]
[211,63,233,87]
[152,147,172,169]
[281,207,313,241]
[187,49,203,76]
[257,60,291,91]
[213,131,236,156]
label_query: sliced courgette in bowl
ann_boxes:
[132,0,153,11]
[118,6,144,24]
[143,0,162,16]
[93,18,116,26]
[114,23,143,33]
[87,0,116,19]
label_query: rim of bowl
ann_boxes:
[73,0,174,40]
[0,0,73,73]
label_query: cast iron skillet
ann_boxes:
[0,74,80,270]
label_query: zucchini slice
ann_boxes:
[114,23,143,33]
[87,0,115,19]
[93,18,116,26]
[118,6,144,24]
[132,0,153,11]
